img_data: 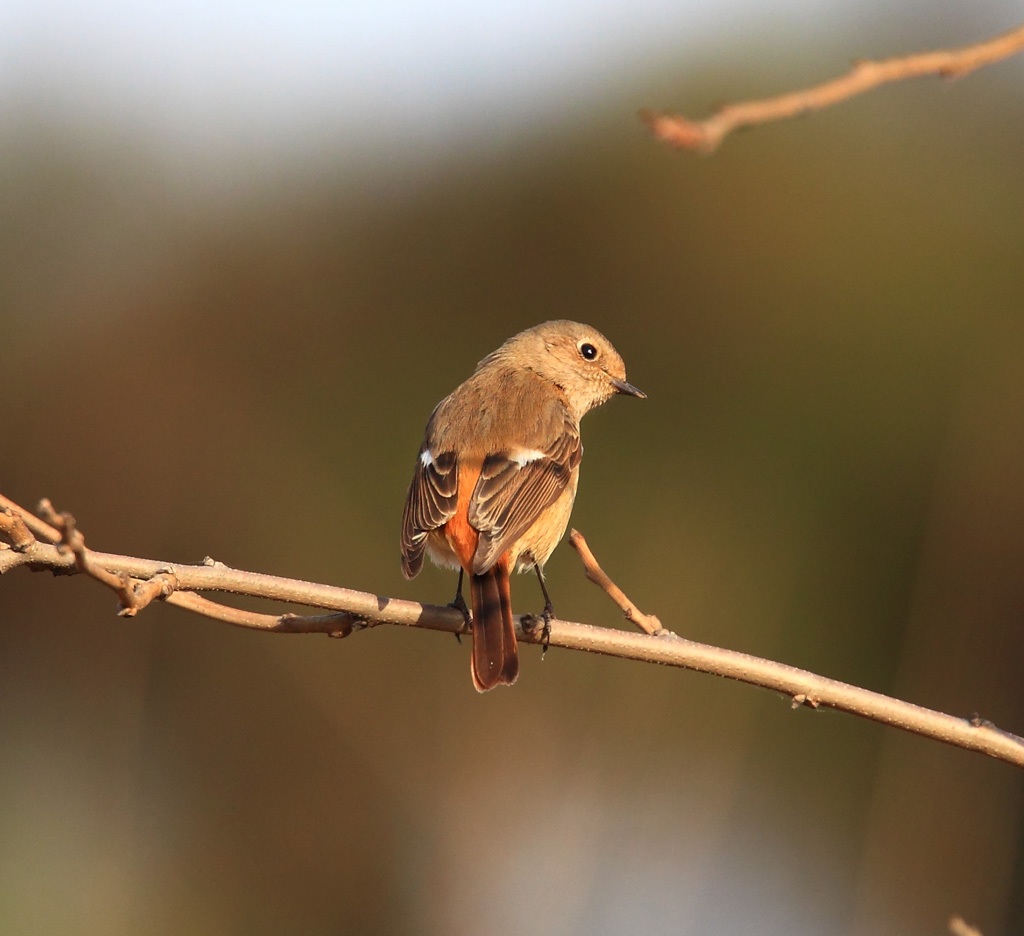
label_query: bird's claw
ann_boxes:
[540,604,554,657]
[525,602,554,658]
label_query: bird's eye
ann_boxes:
[579,342,598,361]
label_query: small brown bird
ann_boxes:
[401,320,644,691]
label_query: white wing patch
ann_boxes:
[419,449,434,468]
[510,448,547,467]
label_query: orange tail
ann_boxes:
[469,554,519,691]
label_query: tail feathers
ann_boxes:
[469,556,518,692]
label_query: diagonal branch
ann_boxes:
[3,493,1024,769]
[568,528,667,636]
[643,23,1024,153]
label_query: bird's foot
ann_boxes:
[522,602,555,658]
[540,601,554,658]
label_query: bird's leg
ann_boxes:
[448,568,470,644]
[534,566,555,657]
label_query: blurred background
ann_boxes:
[2,1,1024,934]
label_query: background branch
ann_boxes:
[950,916,984,936]
[3,493,1023,769]
[643,23,1024,152]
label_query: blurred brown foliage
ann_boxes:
[2,35,1024,936]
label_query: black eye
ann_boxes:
[579,342,597,361]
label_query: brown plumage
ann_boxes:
[401,320,644,691]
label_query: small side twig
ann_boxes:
[642,23,1024,153]
[21,497,373,637]
[0,493,61,543]
[37,498,142,614]
[165,590,369,638]
[568,528,670,637]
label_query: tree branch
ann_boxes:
[642,23,1024,153]
[3,493,1023,769]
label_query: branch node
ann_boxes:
[791,693,821,710]
[0,507,37,551]
[320,612,359,638]
[277,610,373,638]
[120,570,180,616]
[37,498,145,613]
[638,108,718,152]
[36,498,72,532]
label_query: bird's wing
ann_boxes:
[400,448,458,579]
[467,419,581,575]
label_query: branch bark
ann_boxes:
[3,493,1023,769]
[643,23,1024,153]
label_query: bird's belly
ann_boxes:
[509,471,579,572]
[425,529,464,571]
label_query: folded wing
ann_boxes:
[401,449,458,578]
[468,423,581,575]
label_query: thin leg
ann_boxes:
[534,566,555,656]
[449,568,469,643]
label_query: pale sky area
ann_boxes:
[0,3,853,152]
[0,1,1012,173]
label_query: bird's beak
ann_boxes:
[611,378,646,399]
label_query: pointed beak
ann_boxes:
[611,378,646,399]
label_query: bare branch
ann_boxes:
[0,495,468,634]
[3,494,1024,769]
[643,23,1024,153]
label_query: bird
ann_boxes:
[400,320,644,691]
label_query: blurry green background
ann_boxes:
[2,3,1024,934]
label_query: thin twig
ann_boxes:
[950,916,984,936]
[0,493,61,543]
[165,591,368,637]
[642,23,1024,153]
[568,528,668,636]
[2,494,1024,769]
